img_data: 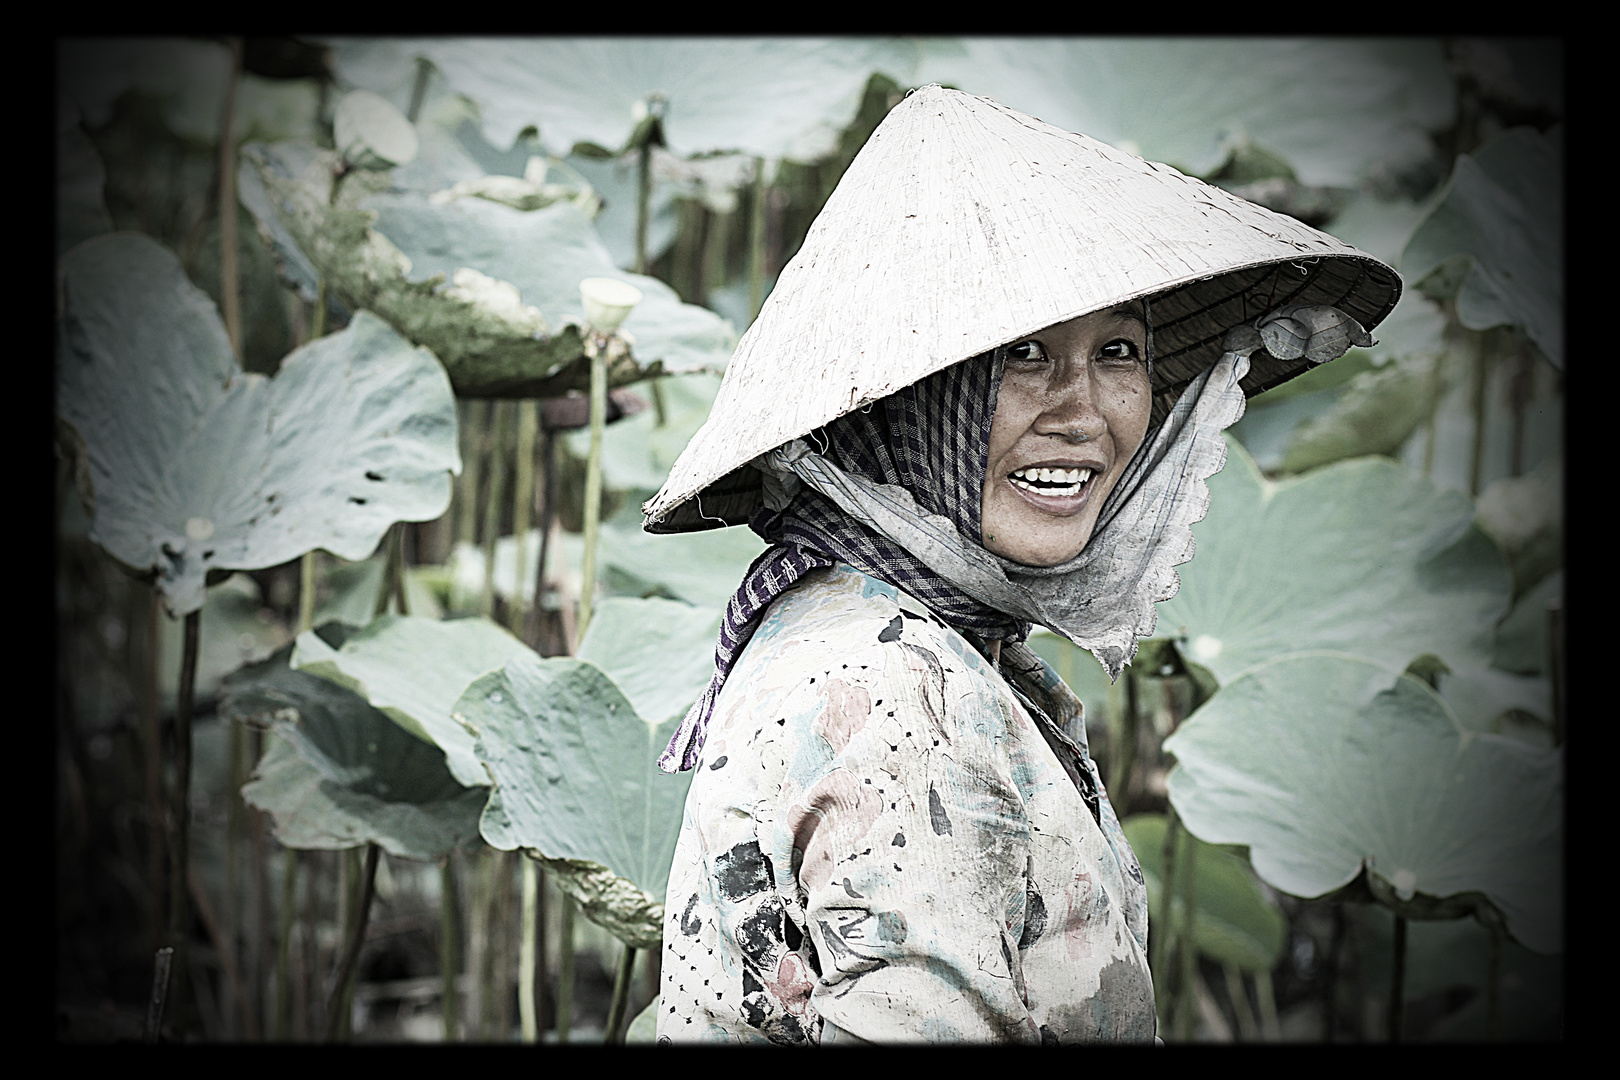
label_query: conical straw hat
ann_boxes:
[644,85,1398,533]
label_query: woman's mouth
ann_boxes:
[1008,465,1093,499]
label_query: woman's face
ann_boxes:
[980,306,1152,567]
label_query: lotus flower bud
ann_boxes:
[579,277,643,332]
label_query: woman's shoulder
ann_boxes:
[747,563,989,673]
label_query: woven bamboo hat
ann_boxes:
[644,85,1398,533]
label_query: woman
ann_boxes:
[643,87,1397,1044]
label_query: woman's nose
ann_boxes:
[1033,369,1105,442]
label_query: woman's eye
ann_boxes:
[1005,340,1047,362]
[1099,339,1139,362]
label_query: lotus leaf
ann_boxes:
[460,653,693,947]
[576,597,722,726]
[375,39,915,161]
[362,190,734,378]
[1164,652,1561,954]
[626,996,660,1043]
[915,39,1452,187]
[1153,438,1511,685]
[227,647,485,860]
[1403,127,1563,367]
[242,141,586,396]
[1122,814,1286,973]
[56,234,460,616]
[291,615,532,788]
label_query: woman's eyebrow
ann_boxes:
[1103,305,1146,325]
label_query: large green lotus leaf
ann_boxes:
[915,39,1452,186]
[56,234,460,616]
[1153,438,1511,685]
[625,996,660,1043]
[1403,127,1563,367]
[577,597,721,725]
[1121,813,1286,973]
[462,653,694,946]
[241,141,585,397]
[291,615,532,788]
[370,38,915,161]
[227,647,485,860]
[362,191,734,376]
[597,520,765,610]
[1276,351,1443,474]
[1164,653,1562,954]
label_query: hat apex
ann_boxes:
[645,85,1397,532]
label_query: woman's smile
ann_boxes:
[980,306,1152,567]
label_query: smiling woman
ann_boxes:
[639,86,1398,1044]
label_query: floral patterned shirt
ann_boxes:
[658,563,1155,1045]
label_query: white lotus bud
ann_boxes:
[579,277,643,332]
[333,90,419,172]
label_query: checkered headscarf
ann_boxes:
[658,351,1020,772]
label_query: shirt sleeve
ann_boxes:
[776,631,1044,1044]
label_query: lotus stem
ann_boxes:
[143,946,175,1043]
[1175,822,1198,1043]
[480,403,512,620]
[188,862,251,1036]
[455,400,484,550]
[143,587,165,951]
[529,432,558,651]
[392,522,410,616]
[510,402,538,636]
[1223,962,1258,1042]
[374,522,400,620]
[1486,918,1503,1040]
[519,857,539,1043]
[1388,914,1407,1043]
[1322,901,1345,1043]
[1469,332,1490,498]
[635,139,652,275]
[325,843,380,1042]
[406,56,432,125]
[298,551,317,633]
[748,157,767,324]
[275,848,298,1041]
[1548,598,1564,744]
[604,944,638,1045]
[555,893,576,1044]
[1255,968,1280,1041]
[578,343,607,637]
[218,37,243,358]
[440,856,459,1042]
[167,608,201,1040]
[1109,668,1139,816]
[1154,810,1180,1034]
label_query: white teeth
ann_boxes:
[1011,466,1093,485]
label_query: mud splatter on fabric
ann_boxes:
[658,565,1154,1044]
